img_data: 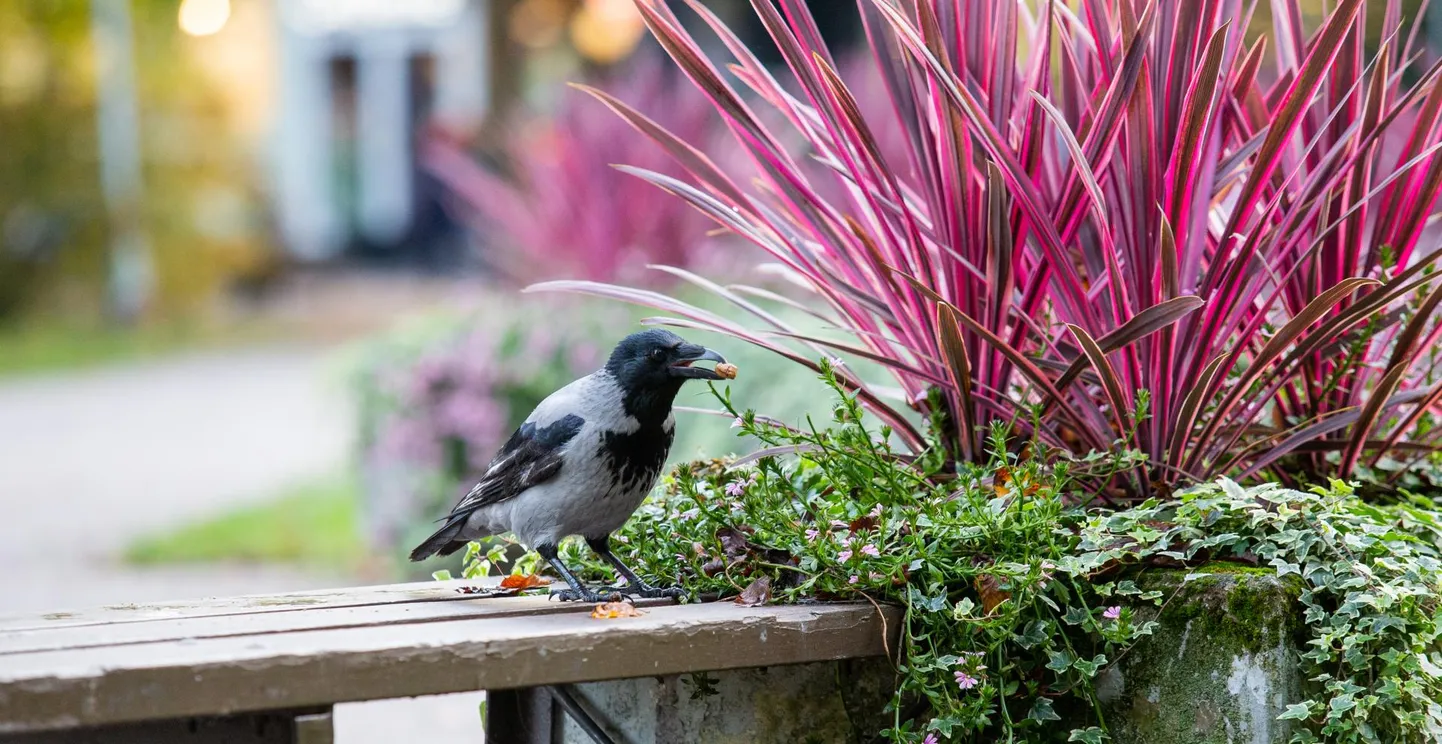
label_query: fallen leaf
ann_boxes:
[701,557,727,577]
[716,526,752,559]
[734,576,772,607]
[975,574,1011,614]
[499,573,552,590]
[454,586,518,598]
[591,602,646,619]
[848,515,879,533]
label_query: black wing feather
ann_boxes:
[446,413,584,518]
[409,414,585,562]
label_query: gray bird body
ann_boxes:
[409,329,723,601]
[457,371,673,548]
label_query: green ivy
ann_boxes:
[463,368,1442,742]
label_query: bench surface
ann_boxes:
[0,579,896,734]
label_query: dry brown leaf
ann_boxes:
[848,515,879,533]
[701,557,728,577]
[975,574,1011,614]
[734,575,772,607]
[499,573,552,590]
[591,602,646,619]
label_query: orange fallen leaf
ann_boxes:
[591,602,646,619]
[499,574,552,590]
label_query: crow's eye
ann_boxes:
[648,348,667,363]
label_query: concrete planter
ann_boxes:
[492,568,1307,744]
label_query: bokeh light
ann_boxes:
[570,0,645,64]
[508,0,570,50]
[178,0,231,37]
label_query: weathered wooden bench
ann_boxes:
[0,580,898,743]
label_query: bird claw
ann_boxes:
[633,585,686,600]
[551,587,624,603]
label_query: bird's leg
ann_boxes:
[587,536,685,600]
[536,544,617,603]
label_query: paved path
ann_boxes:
[0,346,486,741]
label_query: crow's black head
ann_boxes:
[604,329,727,413]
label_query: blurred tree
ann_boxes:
[0,0,275,325]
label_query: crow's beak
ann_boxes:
[670,345,728,380]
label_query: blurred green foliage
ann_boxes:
[0,0,273,324]
[124,473,360,569]
[0,315,283,378]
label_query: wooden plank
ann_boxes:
[0,601,898,734]
[0,594,672,657]
[0,580,504,632]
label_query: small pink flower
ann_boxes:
[848,575,859,585]
[861,544,880,557]
[870,504,883,518]
[869,572,884,581]
[923,735,939,744]
[730,417,744,429]
[679,508,699,521]
[1103,606,1121,620]
[725,480,746,497]
[805,528,821,540]
[954,671,979,690]
[838,549,853,562]
[830,519,849,529]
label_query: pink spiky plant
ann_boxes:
[533,0,1442,493]
[422,51,733,285]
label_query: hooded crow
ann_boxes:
[409,329,729,602]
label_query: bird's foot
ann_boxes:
[630,585,686,600]
[551,587,625,603]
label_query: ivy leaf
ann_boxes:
[1072,654,1108,677]
[1028,697,1062,722]
[1219,478,1248,500]
[1328,695,1357,715]
[1269,557,1301,576]
[1278,702,1315,720]
[930,716,961,737]
[1062,606,1091,625]
[1419,653,1442,678]
[1016,620,1049,649]
[1047,650,1075,673]
[1067,726,1105,744]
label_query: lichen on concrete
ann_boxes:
[1098,567,1305,744]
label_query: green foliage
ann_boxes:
[496,369,1442,743]
[1091,481,1442,743]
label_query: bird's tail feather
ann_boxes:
[409,521,468,562]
